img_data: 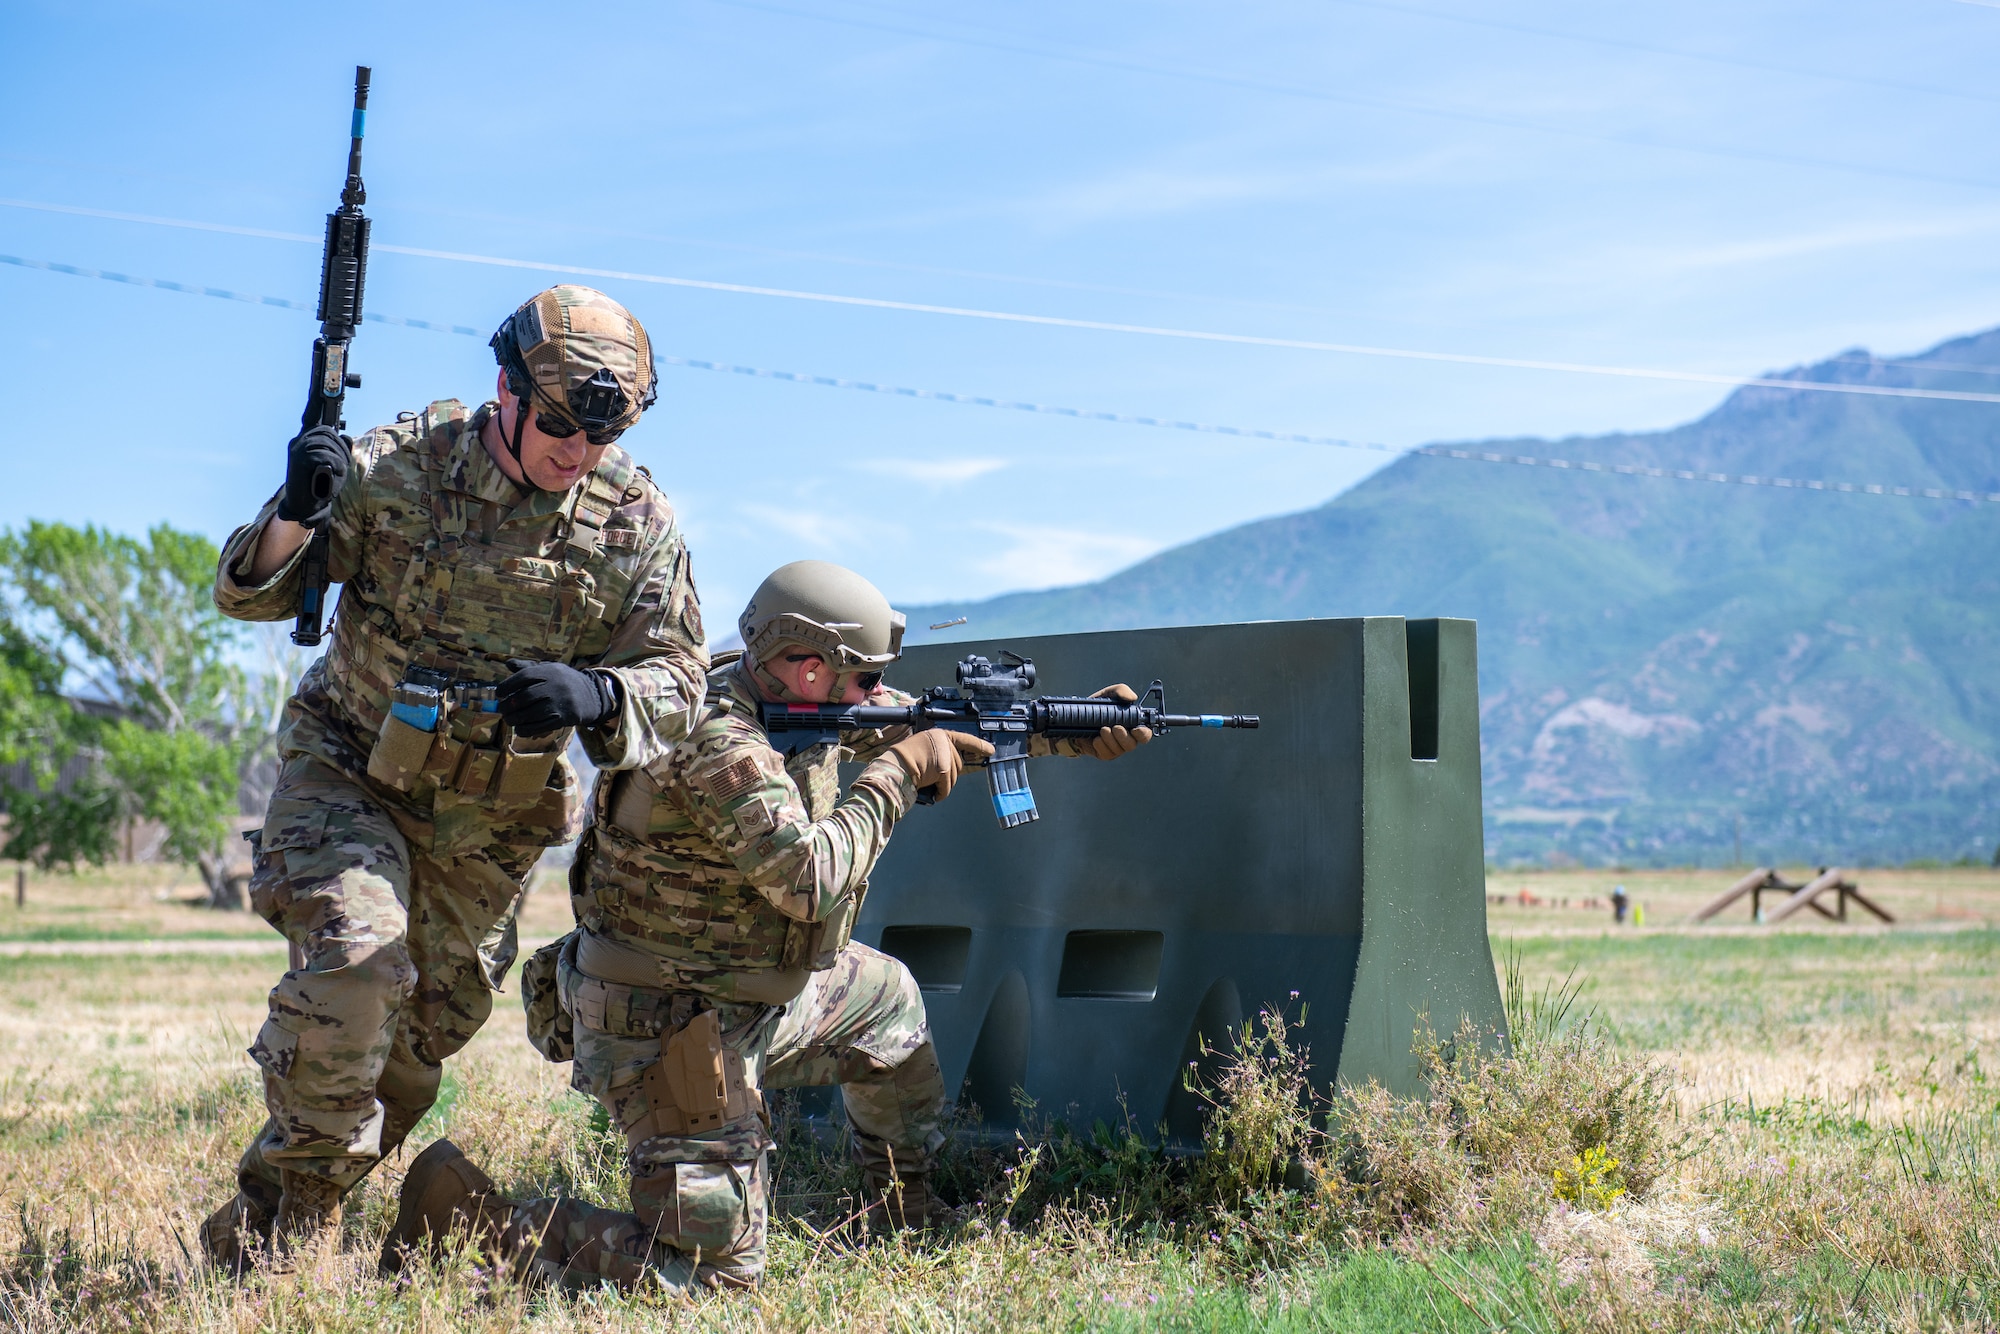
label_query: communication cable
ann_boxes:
[5,251,1994,505]
[7,201,2000,406]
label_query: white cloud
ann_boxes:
[851,457,1009,486]
[734,503,866,550]
[1638,211,2000,275]
[971,522,1163,591]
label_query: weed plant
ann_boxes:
[2,931,1999,1329]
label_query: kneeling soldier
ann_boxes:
[382,561,1149,1291]
[200,286,708,1270]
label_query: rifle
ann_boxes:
[761,651,1258,829]
[292,65,372,647]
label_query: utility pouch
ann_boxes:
[520,930,576,1063]
[782,887,862,972]
[633,1010,761,1143]
[495,725,568,800]
[367,667,451,791]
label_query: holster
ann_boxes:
[627,1010,766,1146]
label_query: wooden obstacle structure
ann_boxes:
[1693,868,1895,925]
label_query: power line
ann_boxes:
[1322,0,2000,106]
[0,151,1379,321]
[702,0,2000,195]
[8,199,2000,407]
[6,251,1994,505]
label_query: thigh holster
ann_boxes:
[628,1011,766,1146]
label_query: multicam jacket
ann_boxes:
[574,660,915,999]
[574,659,1100,1001]
[216,399,707,854]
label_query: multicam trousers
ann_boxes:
[235,755,539,1198]
[515,940,945,1291]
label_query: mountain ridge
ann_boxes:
[906,328,2000,866]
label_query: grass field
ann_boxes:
[0,865,1995,1331]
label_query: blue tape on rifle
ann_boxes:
[352,109,367,139]
[1200,715,1225,727]
[992,790,1037,819]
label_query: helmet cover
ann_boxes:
[490,285,658,441]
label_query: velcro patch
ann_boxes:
[697,754,765,804]
[734,796,776,837]
[565,304,627,336]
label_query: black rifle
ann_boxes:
[291,65,372,647]
[760,651,1258,829]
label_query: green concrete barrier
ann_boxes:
[853,616,1504,1141]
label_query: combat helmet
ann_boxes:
[489,286,658,476]
[739,561,906,700]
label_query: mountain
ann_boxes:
[907,330,2000,867]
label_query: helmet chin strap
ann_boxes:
[748,650,857,705]
[749,654,801,703]
[509,393,532,479]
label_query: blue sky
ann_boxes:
[3,0,1998,624]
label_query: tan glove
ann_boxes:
[1080,683,1153,761]
[885,729,996,800]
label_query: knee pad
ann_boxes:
[628,1154,767,1264]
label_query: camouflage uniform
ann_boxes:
[508,658,1097,1289]
[213,397,706,1205]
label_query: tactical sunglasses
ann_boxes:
[533,412,623,447]
[785,653,882,693]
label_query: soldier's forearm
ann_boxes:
[247,517,313,585]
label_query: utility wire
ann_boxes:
[0,151,1373,320]
[702,0,2000,195]
[1320,0,2000,106]
[8,199,2000,407]
[6,251,1995,505]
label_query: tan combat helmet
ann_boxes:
[739,561,906,700]
[489,286,657,474]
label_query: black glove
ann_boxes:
[497,660,618,736]
[277,425,352,525]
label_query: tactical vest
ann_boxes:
[317,400,646,838]
[578,663,854,974]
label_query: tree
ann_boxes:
[0,620,118,869]
[0,521,267,907]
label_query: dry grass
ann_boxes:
[0,865,1995,1330]
[1483,864,2000,934]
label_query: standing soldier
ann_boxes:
[200,286,708,1270]
[377,561,1151,1292]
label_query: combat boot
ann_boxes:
[197,1182,280,1276]
[859,1165,958,1233]
[268,1170,344,1271]
[378,1138,520,1277]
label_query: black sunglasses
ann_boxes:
[535,412,622,447]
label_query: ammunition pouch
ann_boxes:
[366,707,438,789]
[365,676,570,806]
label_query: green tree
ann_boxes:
[0,521,261,906]
[0,620,118,869]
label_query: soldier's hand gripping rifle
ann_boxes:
[760,651,1259,829]
[290,65,372,647]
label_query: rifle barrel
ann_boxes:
[343,66,370,209]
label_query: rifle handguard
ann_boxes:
[760,653,1257,830]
